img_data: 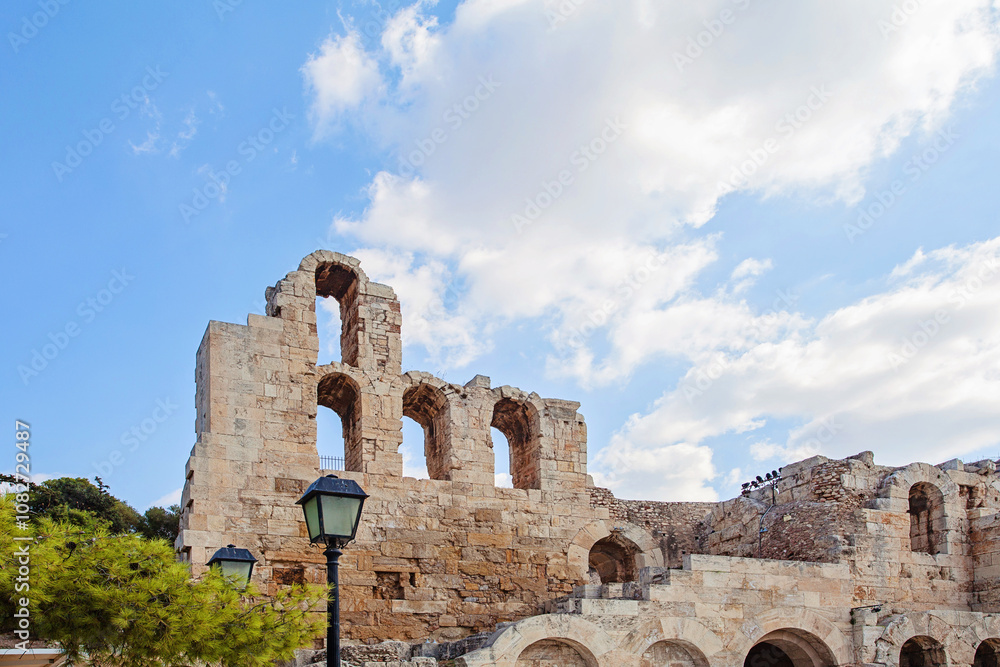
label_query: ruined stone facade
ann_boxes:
[178,251,1000,667]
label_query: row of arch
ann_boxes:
[316,366,544,489]
[464,610,1000,667]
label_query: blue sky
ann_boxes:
[3,0,1000,509]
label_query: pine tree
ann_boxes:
[0,497,326,667]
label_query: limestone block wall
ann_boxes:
[177,249,1000,654]
[177,251,661,642]
[458,557,1000,667]
[459,555,856,667]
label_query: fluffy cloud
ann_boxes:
[303,0,1000,499]
[302,31,383,135]
[607,238,1000,499]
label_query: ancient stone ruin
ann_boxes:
[178,250,1000,667]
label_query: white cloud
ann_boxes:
[302,0,1000,498]
[302,31,383,135]
[169,109,200,158]
[305,0,998,372]
[149,487,182,509]
[604,238,1000,499]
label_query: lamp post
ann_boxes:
[207,544,258,588]
[296,474,368,667]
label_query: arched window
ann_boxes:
[588,534,639,584]
[317,372,361,472]
[909,482,945,554]
[900,636,946,667]
[314,262,361,367]
[402,383,450,480]
[491,398,540,490]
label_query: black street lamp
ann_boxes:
[296,474,368,667]
[207,544,258,588]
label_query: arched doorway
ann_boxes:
[899,636,946,667]
[745,642,795,667]
[515,638,597,667]
[744,629,837,667]
[588,533,639,583]
[974,639,1000,667]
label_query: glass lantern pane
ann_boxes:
[304,496,321,541]
[319,495,362,538]
[220,560,252,585]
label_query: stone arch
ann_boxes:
[899,636,947,667]
[974,640,1000,667]
[874,463,963,555]
[953,615,1000,667]
[491,396,543,490]
[620,617,723,667]
[402,379,453,480]
[730,608,850,667]
[316,367,364,472]
[458,615,618,667]
[308,253,366,368]
[515,639,598,667]
[743,630,837,667]
[589,533,639,583]
[568,521,664,581]
[873,613,957,667]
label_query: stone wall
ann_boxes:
[178,250,1000,664]
[178,251,658,643]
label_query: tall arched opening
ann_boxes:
[317,372,362,472]
[899,636,946,667]
[402,383,450,480]
[314,261,361,367]
[491,398,540,490]
[909,482,945,555]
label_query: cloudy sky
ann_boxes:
[3,0,1000,508]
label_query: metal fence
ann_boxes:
[320,455,344,471]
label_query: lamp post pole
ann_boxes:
[326,545,343,667]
